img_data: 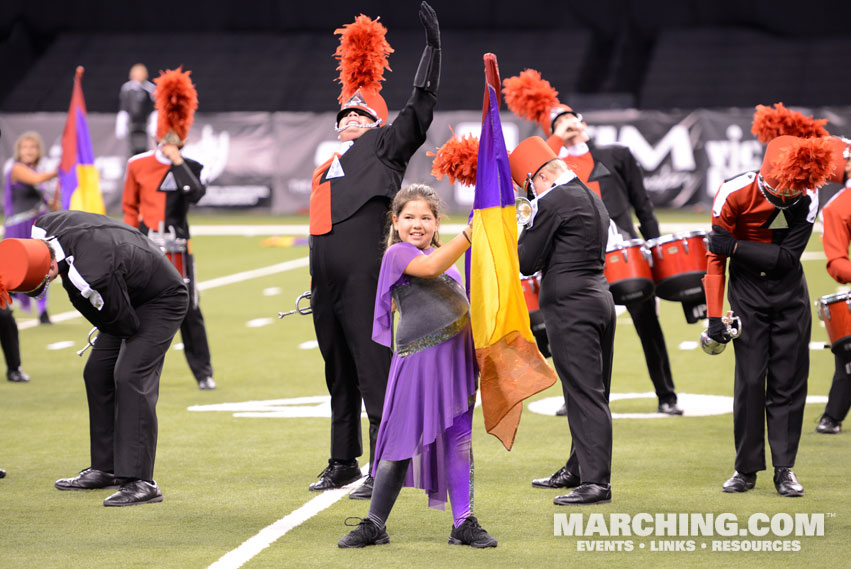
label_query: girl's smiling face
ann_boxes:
[392,198,438,250]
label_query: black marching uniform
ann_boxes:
[118,79,155,155]
[706,172,816,473]
[555,139,676,406]
[310,85,437,470]
[0,307,21,373]
[34,211,188,481]
[518,173,616,485]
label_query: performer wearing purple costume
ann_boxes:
[338,184,497,549]
[3,131,57,323]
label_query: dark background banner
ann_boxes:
[2,107,849,215]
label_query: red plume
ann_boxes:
[770,137,836,191]
[751,102,829,144]
[334,15,393,104]
[502,69,560,128]
[428,132,480,187]
[154,67,198,141]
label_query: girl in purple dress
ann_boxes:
[338,184,497,549]
[3,132,57,323]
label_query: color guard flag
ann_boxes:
[57,66,105,213]
[471,54,557,450]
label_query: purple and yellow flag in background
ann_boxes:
[58,66,105,213]
[472,54,557,451]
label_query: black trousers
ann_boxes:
[310,199,392,470]
[179,254,213,382]
[83,288,188,480]
[626,297,676,404]
[0,307,21,371]
[825,353,851,422]
[544,274,616,485]
[729,289,809,473]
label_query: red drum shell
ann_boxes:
[520,274,541,312]
[604,239,654,305]
[166,251,187,279]
[648,231,707,302]
[817,292,851,349]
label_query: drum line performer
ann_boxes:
[121,67,216,391]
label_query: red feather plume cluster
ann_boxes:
[770,137,835,191]
[334,15,394,104]
[751,102,829,144]
[502,69,559,127]
[154,67,198,141]
[428,133,480,187]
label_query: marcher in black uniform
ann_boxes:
[1,211,188,506]
[307,2,440,499]
[704,134,846,497]
[512,136,616,506]
[503,70,680,416]
[122,68,216,391]
[116,63,155,156]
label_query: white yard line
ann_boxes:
[206,467,368,569]
[16,256,309,330]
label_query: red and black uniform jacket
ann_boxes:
[122,150,205,240]
[309,88,436,236]
[703,171,818,318]
[822,185,851,284]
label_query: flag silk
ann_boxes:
[471,54,557,451]
[58,67,105,213]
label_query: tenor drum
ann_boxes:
[520,273,541,312]
[647,230,707,302]
[604,239,654,305]
[816,292,851,353]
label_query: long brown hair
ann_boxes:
[385,184,443,250]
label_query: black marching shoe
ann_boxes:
[816,415,841,434]
[721,471,756,493]
[449,516,498,548]
[55,468,119,491]
[6,368,29,383]
[554,483,612,506]
[338,517,390,548]
[0,468,6,479]
[555,402,567,416]
[309,459,361,491]
[349,475,374,500]
[197,377,217,390]
[532,465,580,489]
[657,401,684,415]
[39,311,52,325]
[773,468,804,497]
[103,480,163,506]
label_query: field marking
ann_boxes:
[15,256,309,331]
[206,466,368,569]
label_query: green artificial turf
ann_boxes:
[1,211,848,569]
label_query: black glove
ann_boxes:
[707,224,737,256]
[419,1,440,49]
[706,317,732,344]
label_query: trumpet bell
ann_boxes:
[516,197,533,225]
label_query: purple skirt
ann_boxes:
[373,323,478,510]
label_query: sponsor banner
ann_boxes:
[3,107,850,215]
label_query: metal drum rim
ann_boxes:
[817,291,851,305]
[606,238,646,253]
